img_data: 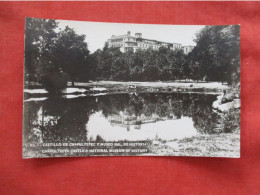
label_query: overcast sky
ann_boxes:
[57,19,204,53]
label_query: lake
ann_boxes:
[23,92,221,145]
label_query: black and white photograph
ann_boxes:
[23,18,240,158]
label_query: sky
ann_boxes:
[57,19,204,53]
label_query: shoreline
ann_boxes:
[24,81,229,95]
[74,81,228,90]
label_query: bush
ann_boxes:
[43,71,68,94]
[223,109,240,133]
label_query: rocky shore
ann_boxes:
[212,85,241,134]
[212,94,240,112]
[212,83,241,113]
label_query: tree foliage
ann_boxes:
[190,25,240,84]
[91,47,187,81]
[25,19,240,86]
[24,18,58,82]
[90,25,240,84]
[24,18,91,89]
[54,26,90,85]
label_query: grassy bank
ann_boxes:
[23,131,240,158]
[149,131,240,157]
[71,81,229,94]
[74,81,228,89]
[25,81,229,96]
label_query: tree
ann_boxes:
[54,26,90,86]
[171,49,186,80]
[111,54,129,81]
[24,18,58,83]
[192,25,240,84]
[157,47,171,81]
[129,49,145,81]
[93,45,121,80]
[142,49,160,81]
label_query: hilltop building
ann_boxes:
[106,31,194,54]
[182,45,195,55]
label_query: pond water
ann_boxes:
[23,93,220,144]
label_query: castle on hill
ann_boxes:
[106,31,194,54]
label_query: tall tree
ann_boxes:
[192,25,240,84]
[129,49,145,81]
[24,18,58,82]
[143,49,160,81]
[54,26,90,86]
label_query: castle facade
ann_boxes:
[106,31,194,54]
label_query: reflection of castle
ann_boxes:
[106,31,194,53]
[108,112,177,130]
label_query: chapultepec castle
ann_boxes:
[106,31,194,54]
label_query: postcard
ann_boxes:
[23,18,240,158]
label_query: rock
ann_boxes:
[221,93,237,104]
[213,95,240,112]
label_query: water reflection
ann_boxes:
[87,112,197,141]
[23,93,219,144]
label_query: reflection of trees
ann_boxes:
[105,93,218,133]
[97,93,219,134]
[42,98,96,142]
[191,95,219,133]
[23,101,42,144]
[127,95,143,116]
[24,93,222,145]
[96,95,128,117]
[24,97,97,144]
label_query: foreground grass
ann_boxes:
[149,131,240,158]
[23,131,240,158]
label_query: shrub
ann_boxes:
[223,109,240,133]
[43,71,68,94]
